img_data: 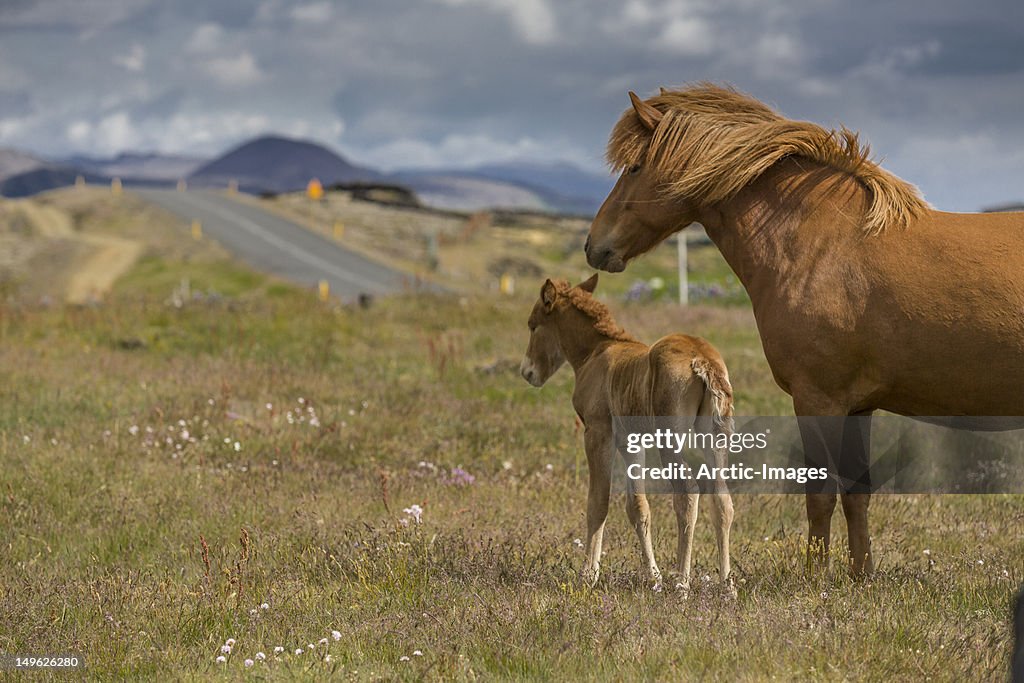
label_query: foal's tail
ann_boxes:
[691,356,734,436]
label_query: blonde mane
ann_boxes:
[552,279,637,342]
[607,83,929,234]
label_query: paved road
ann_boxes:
[134,189,418,300]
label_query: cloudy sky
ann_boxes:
[0,0,1022,209]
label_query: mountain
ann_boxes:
[0,136,613,215]
[66,152,205,182]
[469,161,614,207]
[0,166,109,198]
[392,161,614,215]
[0,148,47,182]
[188,135,378,193]
[390,172,549,213]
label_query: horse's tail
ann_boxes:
[691,356,734,437]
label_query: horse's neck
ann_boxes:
[557,318,612,373]
[697,160,866,300]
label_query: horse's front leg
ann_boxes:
[582,424,612,587]
[840,412,873,576]
[794,397,844,573]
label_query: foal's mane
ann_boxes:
[607,83,929,234]
[553,279,637,342]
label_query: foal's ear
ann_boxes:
[541,279,558,310]
[659,86,669,96]
[577,273,599,293]
[629,91,663,130]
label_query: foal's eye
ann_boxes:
[628,164,641,175]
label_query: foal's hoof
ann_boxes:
[674,582,691,599]
[580,567,600,588]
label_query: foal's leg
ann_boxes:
[704,445,734,588]
[670,480,699,595]
[707,484,735,596]
[659,442,698,594]
[582,424,613,587]
[625,477,662,588]
[840,411,874,576]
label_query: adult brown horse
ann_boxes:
[585,83,1024,575]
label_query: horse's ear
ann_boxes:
[541,279,558,310]
[629,91,663,130]
[577,273,599,293]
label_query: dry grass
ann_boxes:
[0,192,1019,680]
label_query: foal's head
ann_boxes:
[520,274,600,387]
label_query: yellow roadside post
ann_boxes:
[177,179,187,192]
[500,273,515,295]
[111,177,122,196]
[191,220,202,240]
[307,178,324,201]
[227,179,238,195]
[333,220,345,239]
[318,280,330,302]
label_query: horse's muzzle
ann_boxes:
[586,247,626,272]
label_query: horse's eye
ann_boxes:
[628,164,641,175]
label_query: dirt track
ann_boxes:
[14,200,143,303]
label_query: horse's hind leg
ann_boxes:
[625,479,662,589]
[708,485,735,597]
[671,481,699,595]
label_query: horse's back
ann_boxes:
[646,334,730,416]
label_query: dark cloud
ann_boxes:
[0,90,33,117]
[0,0,1022,210]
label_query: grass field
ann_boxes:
[0,191,1021,680]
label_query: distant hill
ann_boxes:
[983,202,1024,213]
[469,160,614,210]
[0,137,613,215]
[389,172,549,213]
[66,152,205,182]
[0,148,47,182]
[393,161,613,215]
[188,135,379,193]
